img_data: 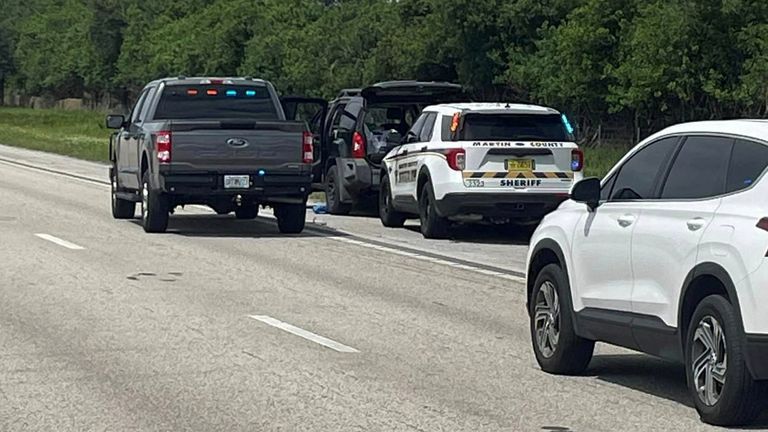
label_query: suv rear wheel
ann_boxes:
[418,179,449,239]
[325,165,351,215]
[686,295,766,426]
[110,167,135,219]
[275,203,306,234]
[530,264,594,375]
[140,171,169,233]
[379,173,407,228]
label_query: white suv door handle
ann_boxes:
[687,218,706,231]
[617,214,635,227]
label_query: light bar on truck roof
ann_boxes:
[226,90,237,97]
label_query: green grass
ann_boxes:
[583,146,629,178]
[0,107,110,162]
[0,107,631,180]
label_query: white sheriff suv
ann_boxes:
[527,120,768,426]
[378,103,583,238]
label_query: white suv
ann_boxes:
[378,103,583,238]
[527,120,768,426]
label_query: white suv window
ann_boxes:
[660,136,733,200]
[726,139,768,193]
[609,136,679,200]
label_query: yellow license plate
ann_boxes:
[507,159,534,171]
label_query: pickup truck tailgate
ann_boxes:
[168,120,307,173]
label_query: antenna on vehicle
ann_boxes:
[504,102,511,108]
[177,75,187,80]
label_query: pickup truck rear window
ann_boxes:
[153,85,279,120]
[460,113,571,142]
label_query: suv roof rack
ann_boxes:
[338,88,362,98]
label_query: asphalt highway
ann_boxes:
[0,144,758,431]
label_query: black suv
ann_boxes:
[283,81,465,214]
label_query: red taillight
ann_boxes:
[445,148,466,171]
[302,131,313,164]
[352,131,366,159]
[571,149,584,172]
[155,131,171,164]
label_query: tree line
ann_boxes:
[1,0,768,144]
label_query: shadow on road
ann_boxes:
[402,222,535,246]
[587,353,768,429]
[129,214,348,239]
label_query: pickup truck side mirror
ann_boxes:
[106,114,125,130]
[571,177,601,211]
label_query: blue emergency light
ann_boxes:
[561,114,574,135]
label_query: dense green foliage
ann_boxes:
[2,0,768,137]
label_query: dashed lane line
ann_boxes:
[248,315,359,353]
[34,233,85,250]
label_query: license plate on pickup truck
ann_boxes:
[224,175,250,189]
[506,159,534,171]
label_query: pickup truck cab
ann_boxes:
[378,103,583,238]
[106,77,313,234]
[291,81,465,214]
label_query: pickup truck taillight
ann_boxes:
[571,149,584,172]
[155,131,172,164]
[444,148,465,171]
[352,131,366,159]
[302,131,313,164]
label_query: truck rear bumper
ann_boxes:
[434,193,568,220]
[160,172,311,204]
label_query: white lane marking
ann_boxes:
[34,233,85,250]
[327,236,526,283]
[249,315,359,353]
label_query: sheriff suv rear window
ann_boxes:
[153,85,279,120]
[460,113,571,141]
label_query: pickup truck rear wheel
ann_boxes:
[235,205,259,220]
[140,172,169,233]
[275,203,306,234]
[379,173,406,228]
[110,167,135,219]
[325,165,351,215]
[418,180,450,239]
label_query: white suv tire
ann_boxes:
[529,264,594,375]
[686,295,767,426]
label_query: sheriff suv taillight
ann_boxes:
[302,131,314,164]
[352,131,366,159]
[155,131,172,164]
[445,148,466,171]
[571,149,584,172]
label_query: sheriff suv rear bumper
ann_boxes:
[159,172,311,204]
[434,193,569,220]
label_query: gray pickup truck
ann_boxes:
[106,77,314,234]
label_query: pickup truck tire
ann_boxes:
[379,174,407,228]
[325,165,351,215]
[275,203,306,234]
[140,171,169,233]
[419,180,450,239]
[110,167,135,219]
[235,205,259,220]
